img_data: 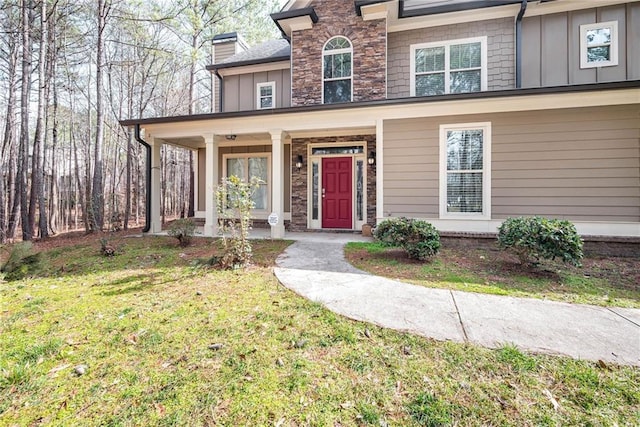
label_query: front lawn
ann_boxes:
[345,240,640,308]
[1,233,639,425]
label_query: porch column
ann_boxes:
[376,119,384,225]
[149,137,162,233]
[204,133,218,237]
[270,129,286,239]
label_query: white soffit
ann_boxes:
[361,2,392,21]
[277,15,315,37]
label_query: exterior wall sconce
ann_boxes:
[225,134,237,141]
[368,151,376,166]
[295,154,304,171]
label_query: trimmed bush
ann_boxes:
[167,218,196,247]
[373,217,440,260]
[497,216,583,267]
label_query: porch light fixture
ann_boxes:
[295,154,304,171]
[368,151,376,166]
[225,134,237,141]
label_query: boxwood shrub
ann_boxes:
[497,216,583,266]
[373,217,440,260]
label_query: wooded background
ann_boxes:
[0,0,278,243]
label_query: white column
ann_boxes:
[150,137,162,233]
[376,119,384,225]
[204,134,218,237]
[270,130,286,239]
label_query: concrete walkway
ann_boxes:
[274,236,640,366]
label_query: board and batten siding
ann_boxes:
[213,41,241,113]
[522,2,640,87]
[383,105,640,222]
[223,69,291,112]
[387,17,515,99]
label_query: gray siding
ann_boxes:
[213,42,239,113]
[522,2,640,88]
[223,68,291,112]
[383,105,640,222]
[387,18,515,99]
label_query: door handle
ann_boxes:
[322,188,325,198]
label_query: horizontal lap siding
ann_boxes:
[383,120,439,217]
[383,105,640,222]
[492,106,639,221]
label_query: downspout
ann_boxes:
[214,69,224,113]
[515,0,528,88]
[134,124,152,233]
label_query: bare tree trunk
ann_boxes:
[31,0,49,239]
[1,25,19,243]
[19,0,33,241]
[49,63,60,235]
[90,0,109,232]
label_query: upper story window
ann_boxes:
[411,37,487,96]
[257,82,275,109]
[323,36,352,104]
[580,21,618,69]
[439,122,491,219]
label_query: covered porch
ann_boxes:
[140,114,382,239]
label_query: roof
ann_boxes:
[119,81,640,127]
[208,39,290,71]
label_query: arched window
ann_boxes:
[323,36,352,104]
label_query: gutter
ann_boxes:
[214,69,224,113]
[515,0,528,88]
[134,124,152,233]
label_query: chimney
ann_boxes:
[211,32,249,113]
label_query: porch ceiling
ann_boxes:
[159,133,274,149]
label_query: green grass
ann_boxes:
[1,235,639,425]
[345,242,640,308]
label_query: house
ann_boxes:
[121,0,640,240]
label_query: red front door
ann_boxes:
[322,157,352,229]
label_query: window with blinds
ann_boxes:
[439,123,491,218]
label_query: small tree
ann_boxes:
[373,217,440,260]
[498,216,584,267]
[214,175,261,269]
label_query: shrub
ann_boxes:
[214,175,261,269]
[497,216,583,267]
[1,242,47,281]
[373,217,440,260]
[99,238,117,257]
[167,218,196,247]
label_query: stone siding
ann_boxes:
[291,0,386,106]
[388,18,515,98]
[290,135,377,231]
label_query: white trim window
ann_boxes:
[223,154,271,211]
[580,21,618,69]
[439,122,491,219]
[411,37,487,96]
[323,36,353,104]
[257,82,276,109]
